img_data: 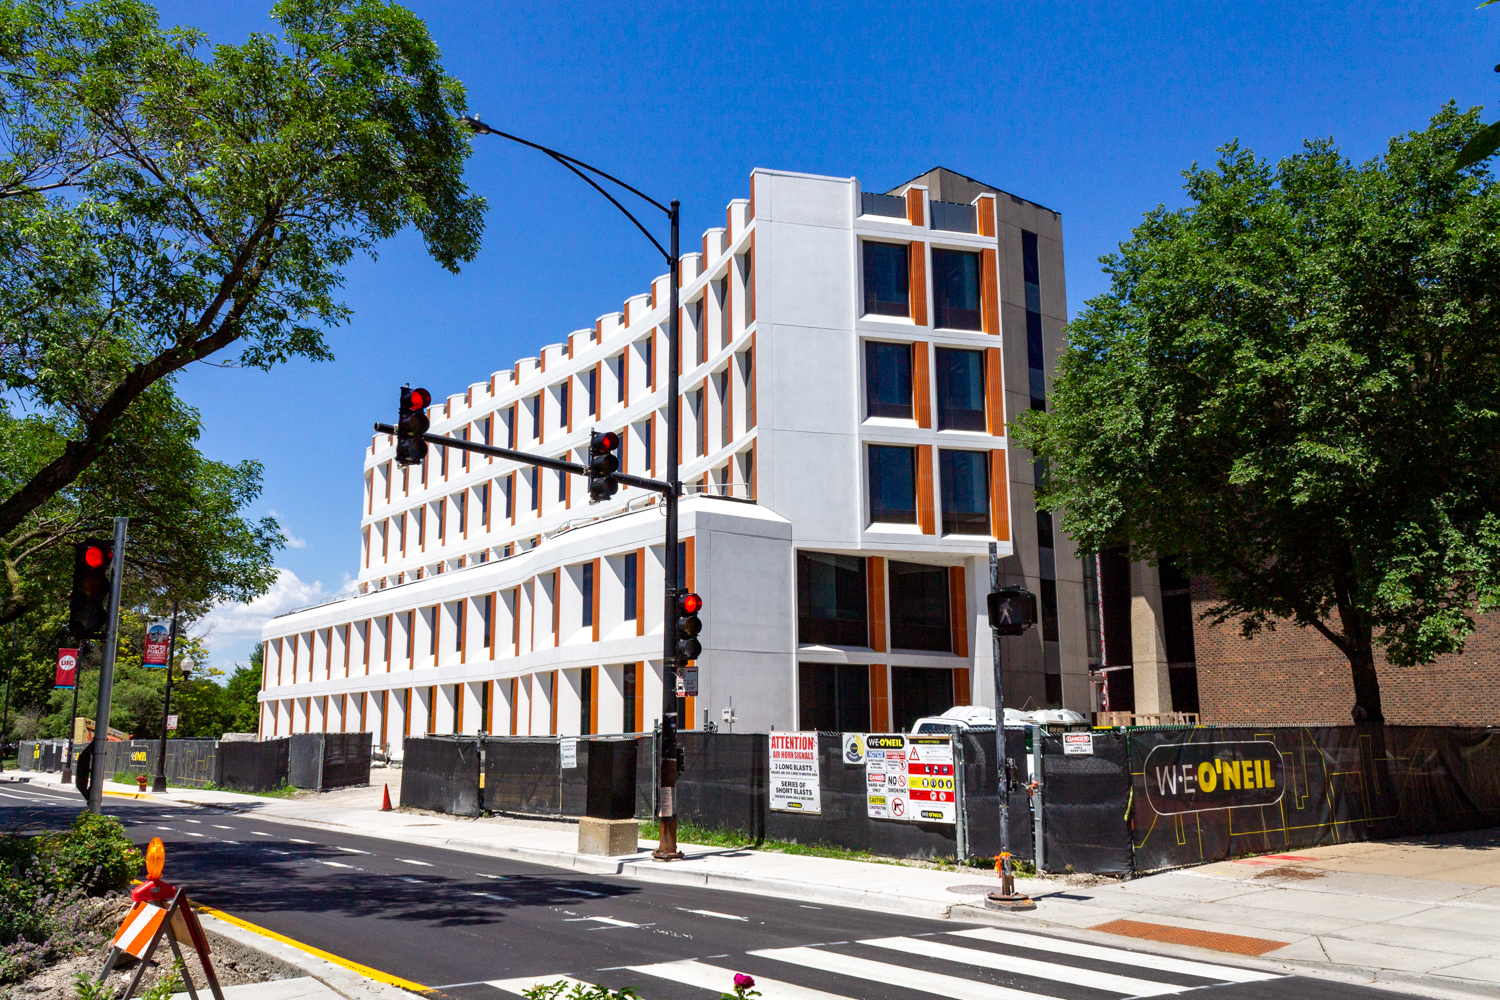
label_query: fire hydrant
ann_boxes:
[136,774,148,791]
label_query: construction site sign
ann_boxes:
[863,734,956,824]
[768,732,820,812]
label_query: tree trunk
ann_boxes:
[1347,633,1385,725]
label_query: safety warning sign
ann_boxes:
[768,731,821,812]
[862,734,955,824]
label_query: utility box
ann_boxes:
[585,738,637,820]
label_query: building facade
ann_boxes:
[258,166,1079,752]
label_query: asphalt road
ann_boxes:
[1,777,1399,1000]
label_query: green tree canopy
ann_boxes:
[1014,104,1500,723]
[0,0,483,561]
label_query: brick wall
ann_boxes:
[1191,576,1500,726]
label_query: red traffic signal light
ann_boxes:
[70,538,114,640]
[396,385,431,467]
[679,592,703,615]
[588,429,621,503]
[591,430,620,454]
[407,387,431,410]
[675,591,703,661]
[84,545,106,569]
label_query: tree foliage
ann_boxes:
[1014,104,1500,722]
[0,0,483,615]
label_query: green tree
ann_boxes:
[221,643,263,733]
[1014,105,1500,724]
[0,0,483,612]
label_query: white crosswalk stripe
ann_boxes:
[630,958,853,999]
[862,936,1190,996]
[750,946,1068,1000]
[487,975,594,996]
[948,928,1281,984]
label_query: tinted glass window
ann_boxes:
[865,341,913,419]
[798,663,871,732]
[932,249,981,331]
[934,347,986,431]
[940,450,990,535]
[867,445,916,524]
[863,242,909,317]
[891,667,955,732]
[798,552,868,647]
[624,552,638,621]
[889,561,951,652]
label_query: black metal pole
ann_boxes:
[655,202,683,861]
[153,601,179,793]
[986,542,1034,910]
[88,516,128,814]
[0,624,12,773]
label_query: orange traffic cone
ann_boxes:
[380,784,392,811]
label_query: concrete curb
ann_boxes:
[196,911,424,999]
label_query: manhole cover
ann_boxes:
[946,884,998,895]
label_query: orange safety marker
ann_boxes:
[381,783,392,811]
[97,838,225,1000]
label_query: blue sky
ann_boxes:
[175,1,1497,672]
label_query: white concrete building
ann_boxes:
[259,166,1081,752]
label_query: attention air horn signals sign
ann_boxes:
[1143,739,1284,816]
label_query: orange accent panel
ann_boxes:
[623,348,630,407]
[591,558,602,642]
[867,556,887,653]
[427,686,437,734]
[906,188,924,226]
[455,683,464,733]
[510,678,519,735]
[489,592,497,661]
[321,695,328,733]
[913,341,931,429]
[552,570,560,647]
[990,450,1011,542]
[981,247,1000,335]
[917,445,935,534]
[909,241,927,326]
[869,665,890,731]
[976,194,996,237]
[537,391,545,445]
[954,668,971,706]
[593,361,602,416]
[685,536,696,591]
[950,565,968,658]
[985,347,1005,435]
[634,663,645,734]
[404,689,413,736]
[685,694,696,731]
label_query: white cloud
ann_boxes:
[283,532,308,549]
[194,567,357,674]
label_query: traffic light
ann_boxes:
[69,538,113,641]
[588,430,620,503]
[396,385,431,467]
[987,587,1038,636]
[675,590,703,661]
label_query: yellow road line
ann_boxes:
[105,790,153,799]
[191,900,430,993]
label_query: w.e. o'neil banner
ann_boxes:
[1143,740,1283,816]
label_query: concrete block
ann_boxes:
[579,817,638,856]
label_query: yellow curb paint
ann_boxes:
[105,791,154,799]
[192,902,431,993]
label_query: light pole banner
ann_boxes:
[55,648,79,689]
[768,732,821,812]
[143,621,171,667]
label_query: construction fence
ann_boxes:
[16,735,371,793]
[401,723,1500,876]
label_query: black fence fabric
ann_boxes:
[1040,731,1133,876]
[1127,725,1500,872]
[956,728,1035,863]
[484,738,568,815]
[98,740,219,789]
[320,733,373,790]
[19,740,67,772]
[402,737,482,815]
[219,740,289,792]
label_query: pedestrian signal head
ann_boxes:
[986,587,1037,636]
[396,385,431,467]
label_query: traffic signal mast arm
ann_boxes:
[372,422,675,497]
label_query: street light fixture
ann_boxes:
[461,114,688,861]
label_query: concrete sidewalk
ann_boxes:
[20,769,1500,998]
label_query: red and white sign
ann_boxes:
[167,715,179,732]
[143,620,171,667]
[112,902,167,959]
[863,734,956,824]
[768,732,821,813]
[54,648,78,689]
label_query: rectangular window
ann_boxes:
[931,248,982,331]
[797,552,868,647]
[479,483,489,526]
[867,445,916,524]
[694,298,706,360]
[479,416,491,446]
[406,611,414,658]
[939,450,990,535]
[797,663,871,732]
[694,388,706,456]
[614,354,625,403]
[863,242,910,317]
[580,668,592,736]
[503,477,513,519]
[558,382,569,428]
[528,396,539,439]
[456,492,467,534]
[623,664,637,732]
[417,507,425,547]
[482,595,492,648]
[587,369,597,416]
[505,408,516,448]
[717,278,729,344]
[428,607,438,655]
[934,347,986,431]
[717,370,730,445]
[581,562,594,628]
[889,561,951,652]
[865,341,912,420]
[624,552,638,620]
[891,666,956,733]
[643,337,655,390]
[530,469,539,511]
[455,603,464,651]
[557,462,567,502]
